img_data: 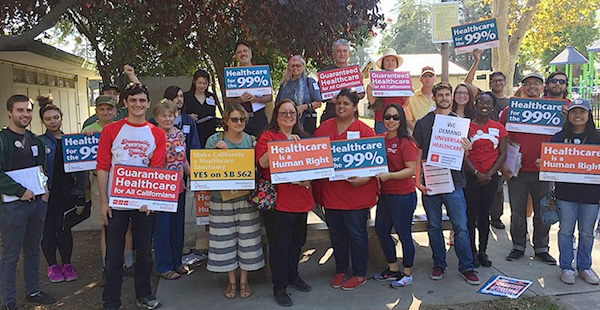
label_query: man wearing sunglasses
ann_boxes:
[544,72,569,100]
[405,66,437,131]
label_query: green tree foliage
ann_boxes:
[380,0,437,54]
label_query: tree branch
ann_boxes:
[508,0,541,55]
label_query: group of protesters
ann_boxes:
[0,37,599,310]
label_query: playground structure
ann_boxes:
[549,41,600,124]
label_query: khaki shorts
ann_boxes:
[90,173,104,226]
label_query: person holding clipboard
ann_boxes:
[0,95,56,310]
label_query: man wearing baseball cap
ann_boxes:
[404,66,436,131]
[499,73,556,265]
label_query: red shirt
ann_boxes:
[380,134,418,195]
[374,97,407,122]
[500,106,550,172]
[312,118,378,210]
[468,120,508,173]
[254,130,315,213]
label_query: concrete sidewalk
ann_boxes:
[156,201,600,310]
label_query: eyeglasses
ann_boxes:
[229,117,248,123]
[422,73,435,78]
[455,91,469,96]
[278,111,297,118]
[523,81,542,87]
[383,114,401,121]
[290,64,303,68]
[490,79,505,84]
[548,78,567,85]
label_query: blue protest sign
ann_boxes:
[224,65,272,97]
[505,98,566,135]
[62,133,101,172]
[452,18,499,55]
[329,137,388,181]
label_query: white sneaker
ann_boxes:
[579,269,600,285]
[390,274,413,288]
[560,269,576,284]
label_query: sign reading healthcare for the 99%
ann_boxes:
[539,143,600,184]
[452,18,499,55]
[62,133,101,173]
[329,137,388,181]
[318,65,365,100]
[369,71,414,97]
[224,65,272,97]
[189,149,255,191]
[109,165,181,212]
[268,137,334,184]
[505,98,565,135]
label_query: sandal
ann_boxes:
[225,282,237,299]
[175,264,190,275]
[239,282,252,299]
[159,270,181,280]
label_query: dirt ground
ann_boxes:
[5,230,159,310]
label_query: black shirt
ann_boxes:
[550,130,600,204]
[5,128,37,171]
[183,90,218,146]
[413,111,467,188]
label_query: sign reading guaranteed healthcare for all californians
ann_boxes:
[268,137,334,184]
[505,98,565,135]
[452,18,499,55]
[62,133,101,173]
[329,137,388,181]
[189,149,255,191]
[224,65,272,97]
[369,71,414,97]
[318,65,364,100]
[109,165,181,212]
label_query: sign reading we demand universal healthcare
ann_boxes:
[268,137,334,184]
[539,143,600,184]
[109,165,181,212]
[189,149,255,191]
[505,98,565,135]
[452,18,499,55]
[369,71,414,97]
[329,137,388,181]
[62,133,101,173]
[224,65,272,97]
[317,65,364,100]
[426,114,470,171]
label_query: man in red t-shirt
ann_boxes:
[500,73,557,265]
[97,84,166,310]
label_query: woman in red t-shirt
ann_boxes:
[313,89,378,291]
[372,104,419,288]
[255,99,314,307]
[464,92,508,268]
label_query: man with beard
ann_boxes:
[0,95,56,310]
[413,83,480,286]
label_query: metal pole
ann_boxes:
[441,0,449,82]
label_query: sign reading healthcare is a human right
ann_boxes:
[505,98,565,135]
[268,137,334,184]
[109,165,181,212]
[539,143,600,184]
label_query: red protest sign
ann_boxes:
[317,65,364,100]
[109,165,181,212]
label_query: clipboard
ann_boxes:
[2,165,48,203]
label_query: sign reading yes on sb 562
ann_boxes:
[62,133,101,172]
[224,65,272,97]
[505,98,565,135]
[190,149,255,191]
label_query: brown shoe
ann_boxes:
[224,282,237,299]
[239,282,252,298]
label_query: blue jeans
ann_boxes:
[0,199,47,305]
[325,208,369,277]
[422,188,474,272]
[374,121,386,135]
[375,193,417,267]
[556,199,599,271]
[153,192,186,273]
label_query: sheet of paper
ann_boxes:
[2,166,47,202]
[422,163,455,196]
[504,143,521,177]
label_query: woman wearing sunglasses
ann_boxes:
[276,55,322,134]
[205,104,264,299]
[313,89,378,291]
[372,104,418,288]
[463,92,508,268]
